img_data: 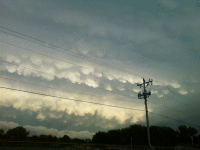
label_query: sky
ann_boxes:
[0,0,199,139]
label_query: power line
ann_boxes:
[0,26,143,78]
[166,86,199,108]
[0,86,198,129]
[0,53,198,114]
[149,112,199,128]
[148,99,199,119]
[3,27,198,106]
[0,40,198,116]
[0,3,199,133]
[0,59,138,100]
[2,27,192,98]
[0,27,199,126]
[0,39,135,95]
[0,75,142,104]
[151,88,199,110]
[0,86,144,112]
[1,74,198,120]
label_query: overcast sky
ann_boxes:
[0,0,199,139]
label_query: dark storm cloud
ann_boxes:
[0,0,199,137]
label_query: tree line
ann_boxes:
[92,124,199,147]
[0,124,199,147]
[0,126,89,143]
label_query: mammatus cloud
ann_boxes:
[3,53,180,89]
[0,121,94,139]
[0,85,146,128]
[118,85,125,91]
[105,84,112,91]
[179,89,188,95]
[0,0,199,136]
[162,90,169,95]
[151,90,158,94]
[157,94,164,98]
[133,88,141,93]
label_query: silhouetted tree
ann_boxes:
[60,135,71,143]
[0,129,4,140]
[29,135,40,141]
[92,131,108,144]
[188,126,198,146]
[128,124,147,146]
[177,125,198,145]
[107,129,122,145]
[4,126,30,141]
[161,126,177,147]
[92,124,188,146]
[47,135,57,142]
[150,126,163,146]
[71,138,85,143]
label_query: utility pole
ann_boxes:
[137,78,153,150]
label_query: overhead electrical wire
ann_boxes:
[0,38,136,95]
[0,59,138,100]
[0,2,199,132]
[1,27,192,99]
[1,55,198,116]
[0,75,142,104]
[0,40,198,115]
[0,26,199,126]
[2,34,198,110]
[148,99,199,119]
[0,86,198,128]
[149,112,199,128]
[1,26,197,104]
[0,86,144,112]
[166,86,199,108]
[1,74,198,120]
[0,26,143,78]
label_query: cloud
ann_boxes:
[73,40,90,54]
[105,84,112,91]
[94,72,102,77]
[84,78,99,88]
[0,0,199,136]
[179,90,188,95]
[55,61,73,70]
[162,90,169,94]
[118,85,125,91]
[6,55,21,64]
[81,67,94,75]
[0,121,19,131]
[30,56,43,66]
[36,113,46,121]
[104,74,114,81]
[151,90,158,94]
[170,83,181,88]
[0,85,145,127]
[5,65,17,73]
[133,88,141,93]
[0,121,94,139]
[157,94,164,98]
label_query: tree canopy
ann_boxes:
[92,124,199,147]
[0,124,199,147]
[4,126,30,141]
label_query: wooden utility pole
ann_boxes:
[137,78,153,150]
